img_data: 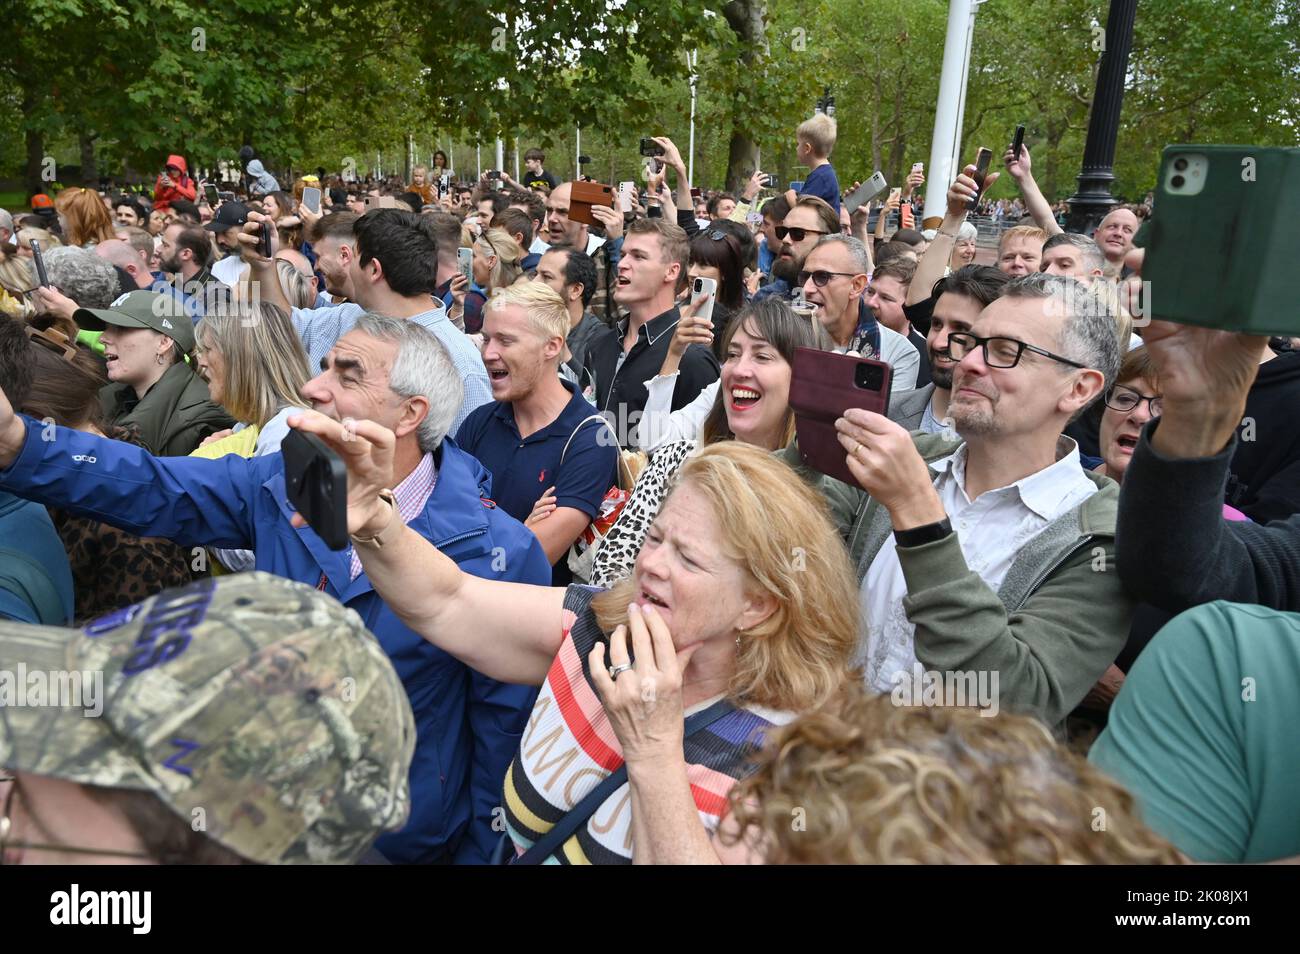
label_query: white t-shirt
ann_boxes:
[212,255,247,288]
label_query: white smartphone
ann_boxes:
[690,276,717,325]
[912,161,924,174]
[618,181,636,214]
[844,171,889,214]
[302,186,321,213]
[457,247,474,281]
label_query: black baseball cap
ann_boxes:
[204,201,250,231]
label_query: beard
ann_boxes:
[159,253,181,273]
[929,362,954,390]
[771,251,802,285]
[949,390,999,437]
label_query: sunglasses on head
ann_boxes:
[775,226,827,243]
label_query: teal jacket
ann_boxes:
[784,432,1131,728]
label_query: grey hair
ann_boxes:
[32,246,120,309]
[1003,273,1122,405]
[1041,232,1104,275]
[957,221,979,242]
[814,234,871,275]
[0,209,12,234]
[352,313,462,453]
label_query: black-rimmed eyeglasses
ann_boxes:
[946,331,1087,370]
[1104,384,1162,417]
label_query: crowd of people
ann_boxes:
[0,113,1297,867]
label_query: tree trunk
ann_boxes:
[25,127,46,201]
[79,130,99,187]
[722,0,768,193]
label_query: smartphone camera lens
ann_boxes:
[1171,174,1186,189]
[1173,157,1189,172]
[694,278,702,293]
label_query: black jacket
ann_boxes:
[1227,349,1300,522]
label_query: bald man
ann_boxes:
[1094,207,1139,274]
[95,239,152,290]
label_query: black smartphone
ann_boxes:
[968,147,994,210]
[203,183,221,206]
[486,170,502,180]
[639,138,665,158]
[30,240,50,287]
[1012,125,1026,160]
[258,220,273,258]
[282,429,349,550]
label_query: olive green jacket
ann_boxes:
[101,362,235,457]
[782,432,1131,728]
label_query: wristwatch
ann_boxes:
[350,489,402,550]
[893,517,954,549]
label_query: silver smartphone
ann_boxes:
[844,171,889,214]
[690,276,716,325]
[302,186,321,214]
[456,246,474,281]
[618,181,636,214]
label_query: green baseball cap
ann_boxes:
[73,290,196,353]
[0,572,415,865]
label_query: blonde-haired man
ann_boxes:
[785,113,842,215]
[456,281,619,584]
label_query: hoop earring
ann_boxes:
[156,353,166,366]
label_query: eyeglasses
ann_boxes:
[946,332,1087,370]
[775,226,827,243]
[1104,384,1162,417]
[0,777,152,864]
[797,269,859,287]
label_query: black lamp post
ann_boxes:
[1066,0,1138,236]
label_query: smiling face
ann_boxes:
[313,235,355,299]
[952,237,977,267]
[300,330,413,438]
[115,205,141,227]
[1095,209,1138,262]
[1099,376,1159,481]
[98,324,172,392]
[949,295,1083,441]
[480,301,560,403]
[632,481,767,648]
[927,291,983,391]
[721,320,794,450]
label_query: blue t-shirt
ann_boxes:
[456,379,618,585]
[801,163,841,215]
[0,491,74,625]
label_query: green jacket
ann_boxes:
[782,432,1131,728]
[100,362,235,457]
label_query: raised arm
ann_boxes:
[238,209,293,313]
[907,163,998,306]
[288,412,565,685]
[1002,144,1063,236]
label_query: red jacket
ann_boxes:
[153,154,197,210]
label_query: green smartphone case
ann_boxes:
[1142,144,1300,336]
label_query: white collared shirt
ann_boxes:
[859,438,1098,693]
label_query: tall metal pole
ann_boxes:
[575,126,581,178]
[1065,0,1139,235]
[476,144,482,179]
[687,49,698,185]
[922,0,982,228]
[495,138,504,175]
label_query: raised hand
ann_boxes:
[285,411,397,536]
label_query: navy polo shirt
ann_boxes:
[456,379,618,585]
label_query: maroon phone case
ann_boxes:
[789,347,893,486]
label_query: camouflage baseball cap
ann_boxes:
[0,572,415,864]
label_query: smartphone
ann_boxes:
[690,187,702,200]
[968,147,994,209]
[456,246,474,282]
[1012,124,1026,160]
[258,220,273,258]
[844,172,888,214]
[203,183,221,206]
[568,181,615,226]
[302,186,321,214]
[486,170,502,180]
[789,347,893,487]
[282,429,349,550]
[760,173,777,189]
[618,181,636,214]
[218,191,236,203]
[690,276,717,325]
[1143,144,1300,336]
[30,240,50,287]
[639,138,665,158]
[912,161,924,174]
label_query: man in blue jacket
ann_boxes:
[0,312,550,864]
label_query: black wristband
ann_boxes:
[893,517,954,549]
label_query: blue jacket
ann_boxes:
[0,419,549,864]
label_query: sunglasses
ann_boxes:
[797,269,860,287]
[775,226,827,243]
